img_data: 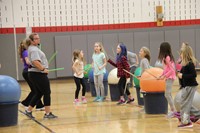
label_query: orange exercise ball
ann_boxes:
[140,67,166,92]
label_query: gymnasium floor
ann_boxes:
[0,78,200,133]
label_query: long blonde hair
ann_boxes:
[141,46,151,62]
[94,42,107,59]
[18,39,27,58]
[180,45,196,66]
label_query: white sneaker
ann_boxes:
[166,111,175,118]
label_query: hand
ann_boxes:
[157,76,164,80]
[43,68,49,74]
[99,66,103,70]
[177,72,182,79]
[136,76,141,79]
[77,71,83,76]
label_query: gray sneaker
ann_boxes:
[25,110,35,119]
[44,112,58,119]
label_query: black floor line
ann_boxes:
[18,110,55,133]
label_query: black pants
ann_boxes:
[118,77,131,97]
[74,76,86,99]
[28,72,51,107]
[21,69,44,108]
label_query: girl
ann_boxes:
[108,43,134,105]
[92,42,107,102]
[18,39,44,111]
[176,42,188,72]
[139,47,151,75]
[176,42,189,90]
[177,45,200,128]
[72,49,87,104]
[158,42,176,118]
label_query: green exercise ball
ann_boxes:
[134,67,141,87]
[84,64,92,78]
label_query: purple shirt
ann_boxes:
[22,50,29,69]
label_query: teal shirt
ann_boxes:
[92,52,106,75]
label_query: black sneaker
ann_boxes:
[44,112,58,119]
[116,99,126,105]
[126,98,134,104]
[25,110,35,119]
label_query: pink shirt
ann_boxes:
[161,56,176,80]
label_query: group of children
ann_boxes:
[19,33,200,127]
[71,41,200,128]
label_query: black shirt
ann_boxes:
[180,61,198,87]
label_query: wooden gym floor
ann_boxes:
[0,77,200,133]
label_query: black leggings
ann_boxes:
[74,76,86,99]
[28,72,51,107]
[118,77,131,97]
[21,69,44,108]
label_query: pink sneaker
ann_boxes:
[178,122,193,128]
[74,99,80,104]
[82,97,87,104]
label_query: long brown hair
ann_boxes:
[158,42,175,64]
[72,49,84,63]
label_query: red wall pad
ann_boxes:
[1,19,200,34]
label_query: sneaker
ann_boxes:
[82,97,87,104]
[74,99,80,104]
[126,98,134,104]
[174,112,180,117]
[116,99,126,105]
[96,97,104,102]
[43,112,58,119]
[190,116,197,123]
[93,96,100,102]
[36,107,45,111]
[104,97,110,101]
[178,122,193,128]
[175,113,196,122]
[25,110,35,119]
[166,111,175,118]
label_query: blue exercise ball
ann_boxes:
[88,69,108,82]
[0,75,21,103]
